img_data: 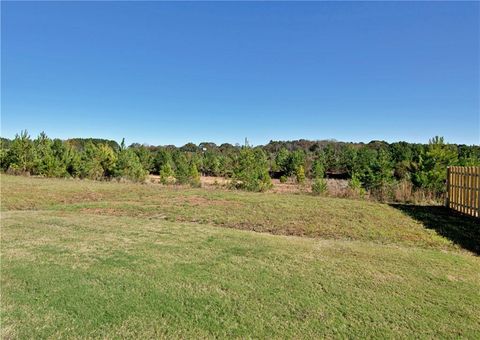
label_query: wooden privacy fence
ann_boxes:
[446,166,480,218]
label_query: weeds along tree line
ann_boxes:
[1,131,479,200]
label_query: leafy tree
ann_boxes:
[78,142,103,180]
[231,147,272,192]
[33,132,53,175]
[352,147,377,190]
[311,177,328,195]
[296,165,305,184]
[153,149,173,174]
[203,151,221,176]
[67,138,119,152]
[0,137,12,151]
[389,142,413,164]
[0,147,8,171]
[370,149,394,200]
[288,150,305,177]
[457,145,480,166]
[413,136,458,194]
[190,153,204,172]
[79,142,116,180]
[173,152,190,184]
[180,142,198,153]
[393,160,411,180]
[97,144,117,177]
[199,142,217,151]
[189,162,201,187]
[31,132,69,177]
[159,162,175,184]
[219,143,236,153]
[275,147,290,175]
[312,152,326,178]
[7,130,35,174]
[338,145,357,175]
[218,154,234,177]
[372,149,394,189]
[63,143,82,177]
[133,145,153,173]
[115,147,147,182]
[323,144,337,171]
[349,172,361,190]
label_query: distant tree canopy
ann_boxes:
[1,131,479,194]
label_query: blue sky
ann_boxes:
[1,1,479,146]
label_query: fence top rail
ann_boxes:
[448,166,480,172]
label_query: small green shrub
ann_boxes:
[296,165,305,184]
[279,175,288,183]
[189,163,201,188]
[349,172,366,197]
[173,153,190,184]
[114,148,147,182]
[312,156,325,178]
[231,148,272,192]
[159,162,175,184]
[311,177,327,195]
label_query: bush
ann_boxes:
[413,136,458,195]
[159,162,175,184]
[279,175,288,183]
[296,165,305,184]
[114,148,147,182]
[311,177,327,195]
[312,156,325,179]
[349,172,366,197]
[189,162,201,188]
[153,149,173,175]
[275,148,290,175]
[231,148,272,192]
[6,130,35,174]
[133,145,153,173]
[173,153,190,184]
[203,151,221,176]
[79,142,116,180]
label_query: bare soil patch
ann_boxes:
[148,174,349,195]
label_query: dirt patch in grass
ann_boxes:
[170,195,240,208]
[80,208,129,216]
[149,175,351,196]
[61,192,104,204]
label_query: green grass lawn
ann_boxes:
[1,175,479,338]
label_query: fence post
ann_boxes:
[446,166,450,208]
[477,167,480,218]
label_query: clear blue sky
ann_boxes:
[1,1,479,146]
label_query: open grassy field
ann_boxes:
[1,175,479,338]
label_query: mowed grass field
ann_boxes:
[1,175,479,338]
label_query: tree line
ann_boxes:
[1,131,479,199]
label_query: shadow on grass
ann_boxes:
[390,204,480,255]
